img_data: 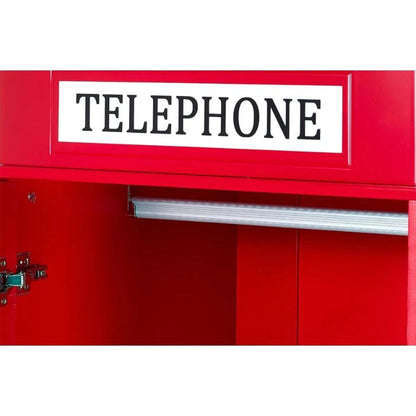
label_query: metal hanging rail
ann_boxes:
[130,198,408,236]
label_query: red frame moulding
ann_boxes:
[0,71,414,186]
[2,165,416,201]
[50,71,351,179]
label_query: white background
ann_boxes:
[1,1,416,415]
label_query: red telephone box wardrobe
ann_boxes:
[0,71,414,345]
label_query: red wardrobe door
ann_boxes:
[0,181,18,344]
[298,197,408,345]
[298,229,408,345]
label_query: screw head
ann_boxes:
[0,259,6,268]
[0,298,7,306]
[28,192,37,204]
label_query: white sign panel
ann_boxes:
[58,81,343,153]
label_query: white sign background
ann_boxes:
[58,81,343,153]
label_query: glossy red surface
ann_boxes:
[408,201,416,344]
[298,230,408,345]
[49,71,351,180]
[3,165,416,201]
[0,180,413,345]
[236,193,299,345]
[0,181,237,344]
[1,71,415,345]
[0,71,414,188]
[298,196,408,345]
[0,181,18,343]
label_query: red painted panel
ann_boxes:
[352,72,415,185]
[407,201,416,345]
[0,181,18,344]
[298,196,408,344]
[4,180,236,344]
[0,71,51,165]
[1,71,414,187]
[298,230,408,345]
[2,182,412,345]
[298,195,408,345]
[236,193,298,345]
[50,71,350,178]
[3,165,416,201]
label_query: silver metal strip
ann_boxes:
[131,198,408,236]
